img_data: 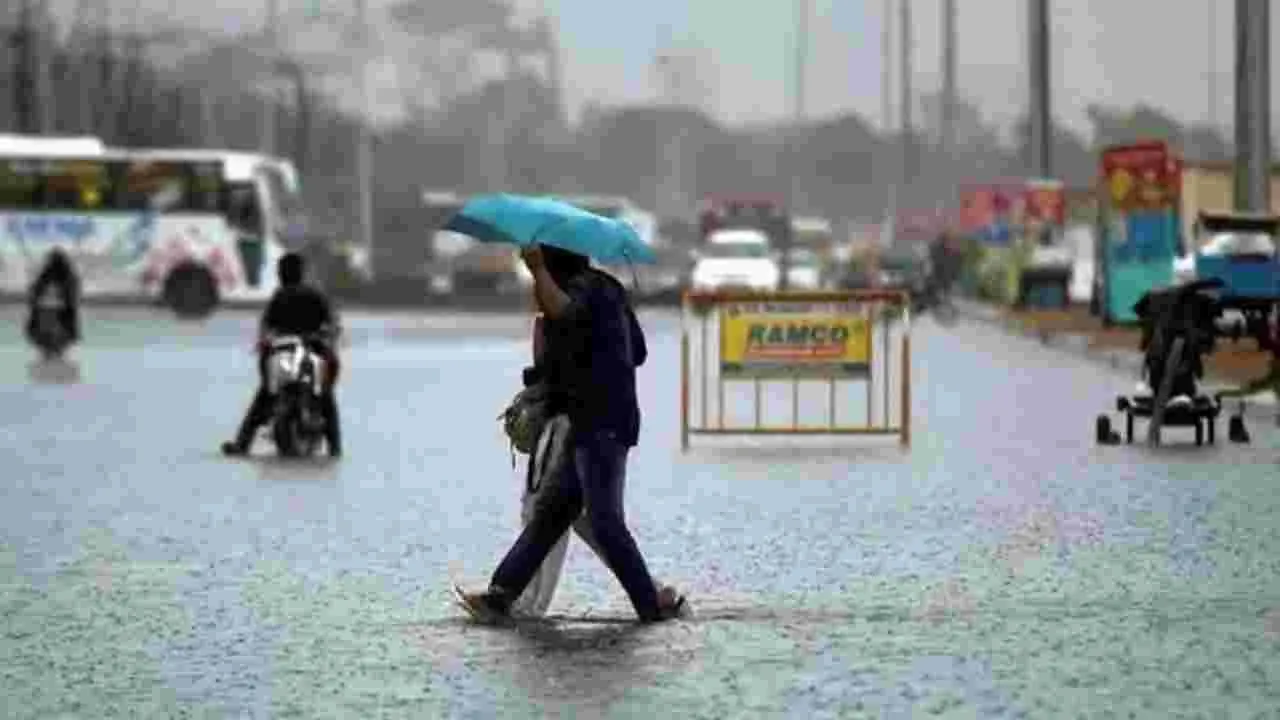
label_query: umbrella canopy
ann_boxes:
[443,194,657,265]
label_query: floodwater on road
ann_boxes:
[1,305,1278,719]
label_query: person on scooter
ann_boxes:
[928,231,962,295]
[221,253,343,457]
[25,248,80,347]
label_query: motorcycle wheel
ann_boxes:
[272,411,319,458]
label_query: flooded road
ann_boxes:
[1,305,1278,718]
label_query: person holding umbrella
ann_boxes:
[510,309,679,618]
[448,194,685,623]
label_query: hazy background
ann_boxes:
[21,0,1259,134]
[0,1,1267,275]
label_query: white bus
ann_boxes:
[0,136,304,317]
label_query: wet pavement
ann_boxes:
[1,305,1279,719]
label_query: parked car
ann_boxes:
[784,247,825,289]
[875,247,928,294]
[690,229,780,292]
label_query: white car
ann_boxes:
[691,233,780,292]
[784,248,823,289]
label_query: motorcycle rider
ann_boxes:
[928,230,962,295]
[25,248,81,347]
[221,252,343,457]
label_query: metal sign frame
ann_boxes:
[679,289,912,450]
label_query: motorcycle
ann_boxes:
[27,290,74,360]
[911,279,960,325]
[263,331,331,458]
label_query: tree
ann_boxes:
[388,0,513,38]
[1087,103,1183,149]
[1012,114,1095,186]
[919,92,1004,153]
[1087,102,1234,163]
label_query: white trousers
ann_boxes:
[509,415,610,617]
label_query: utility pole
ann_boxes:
[354,0,375,271]
[881,0,893,135]
[655,27,684,221]
[1028,0,1051,177]
[940,0,957,212]
[880,0,895,247]
[1207,0,1217,134]
[262,0,280,154]
[794,0,809,127]
[1233,0,1270,212]
[783,0,811,289]
[899,0,913,196]
[70,0,95,134]
[940,0,956,154]
[538,6,565,133]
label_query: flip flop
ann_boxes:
[453,584,514,626]
[654,594,688,621]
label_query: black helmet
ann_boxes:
[278,253,305,286]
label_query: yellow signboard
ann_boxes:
[719,304,871,378]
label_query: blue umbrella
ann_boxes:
[443,193,657,265]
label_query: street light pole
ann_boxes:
[900,0,913,196]
[941,0,956,155]
[354,0,375,273]
[880,0,896,247]
[1234,0,1270,212]
[1207,0,1217,134]
[783,0,811,290]
[262,0,279,154]
[881,0,893,135]
[1028,0,1051,178]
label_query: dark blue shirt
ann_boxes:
[535,269,647,446]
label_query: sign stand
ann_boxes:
[679,289,912,450]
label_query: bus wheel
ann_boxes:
[164,263,220,319]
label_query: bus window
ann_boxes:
[187,162,224,214]
[0,159,43,209]
[117,160,188,212]
[42,159,111,210]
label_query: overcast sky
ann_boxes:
[49,1,1273,140]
